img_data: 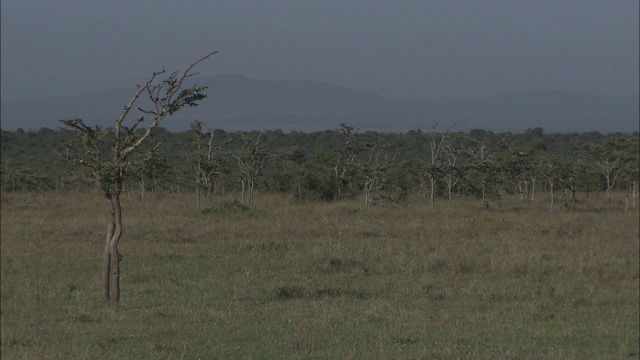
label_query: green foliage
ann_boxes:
[2,126,639,210]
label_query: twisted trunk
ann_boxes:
[101,204,113,306]
[102,194,123,308]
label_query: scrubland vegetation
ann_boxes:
[1,190,638,358]
[3,51,637,357]
[1,114,638,358]
[2,127,638,211]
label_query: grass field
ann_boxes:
[1,191,638,359]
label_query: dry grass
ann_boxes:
[1,191,638,359]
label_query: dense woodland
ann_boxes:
[1,124,638,210]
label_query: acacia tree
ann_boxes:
[361,140,394,207]
[619,140,639,210]
[189,121,229,205]
[461,135,496,209]
[134,148,171,201]
[417,122,458,207]
[585,135,637,212]
[333,123,366,199]
[525,150,546,207]
[262,146,306,198]
[556,155,585,210]
[541,154,560,211]
[441,141,463,205]
[504,149,533,205]
[61,51,217,308]
[234,132,270,208]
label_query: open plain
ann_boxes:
[1,191,638,359]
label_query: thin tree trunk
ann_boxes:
[140,176,145,202]
[482,177,488,209]
[102,194,123,308]
[625,181,632,211]
[606,176,611,212]
[430,177,435,208]
[549,179,554,211]
[633,180,637,209]
[530,178,536,207]
[517,180,524,203]
[249,178,255,208]
[109,194,123,306]
[240,179,245,205]
[101,201,114,307]
[625,191,629,211]
[364,179,370,207]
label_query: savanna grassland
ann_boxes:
[1,191,638,359]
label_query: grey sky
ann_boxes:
[1,1,638,102]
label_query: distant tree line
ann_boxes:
[1,124,638,211]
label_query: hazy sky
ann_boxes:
[1,1,638,102]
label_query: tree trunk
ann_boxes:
[482,177,488,209]
[633,180,637,209]
[530,178,536,207]
[430,177,435,208]
[240,179,245,205]
[101,204,114,307]
[249,178,255,208]
[102,195,123,308]
[140,176,145,202]
[606,175,611,212]
[549,178,554,211]
[517,180,524,203]
[364,179,370,207]
[625,191,629,211]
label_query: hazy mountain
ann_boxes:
[1,74,637,133]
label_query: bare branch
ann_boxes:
[120,52,217,159]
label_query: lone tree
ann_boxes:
[61,51,217,308]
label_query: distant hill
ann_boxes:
[1,74,637,133]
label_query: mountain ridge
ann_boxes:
[1,75,637,133]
